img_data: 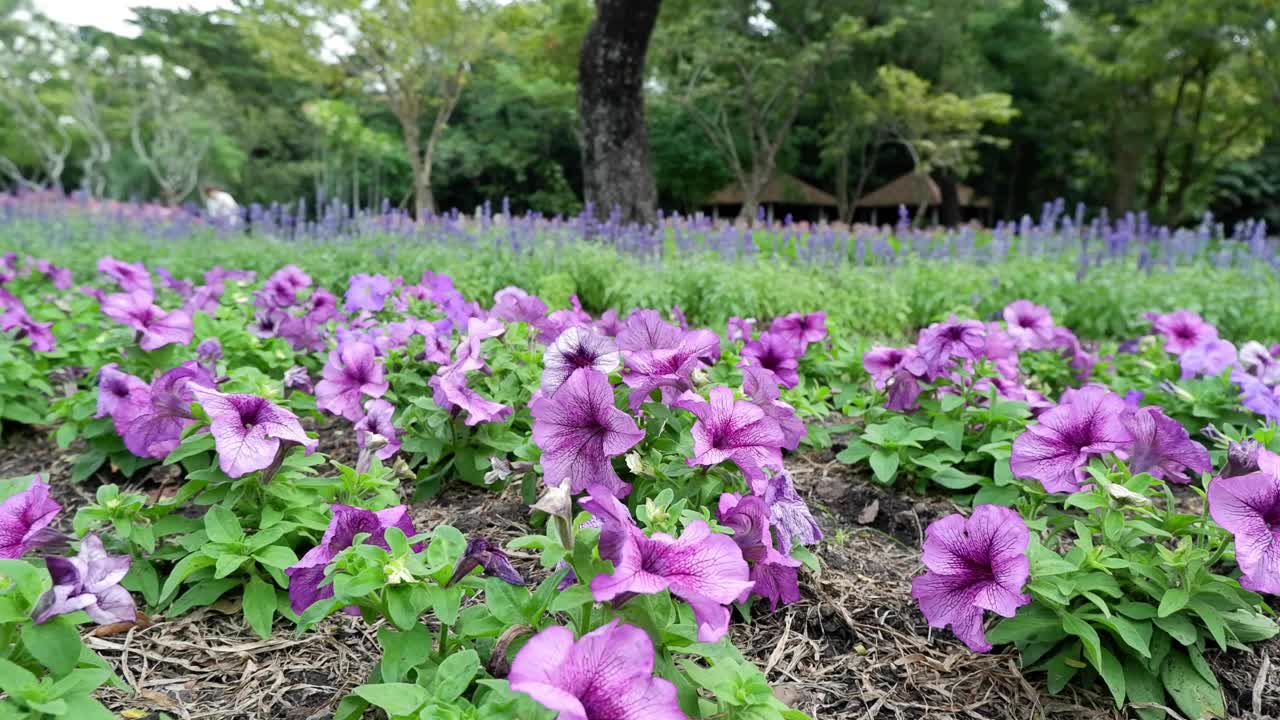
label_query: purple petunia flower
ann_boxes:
[1179,339,1238,381]
[33,534,135,626]
[1149,310,1218,356]
[492,286,549,326]
[740,332,801,389]
[769,311,827,349]
[101,290,193,351]
[430,319,513,426]
[257,264,312,309]
[531,368,644,497]
[718,492,802,610]
[1010,385,1132,493]
[761,470,823,553]
[344,273,393,313]
[1239,341,1280,384]
[1208,450,1280,594]
[616,310,684,352]
[190,385,317,478]
[285,504,419,614]
[542,326,621,395]
[917,316,986,378]
[1223,440,1263,478]
[740,363,805,451]
[0,304,56,352]
[97,256,152,294]
[95,363,150,424]
[1002,300,1055,350]
[316,342,388,422]
[675,387,785,492]
[508,620,686,720]
[593,308,623,337]
[582,487,753,642]
[1235,370,1280,423]
[354,398,400,460]
[725,316,756,343]
[1120,406,1211,483]
[283,365,314,394]
[910,505,1031,652]
[196,337,223,367]
[447,537,525,587]
[0,477,62,559]
[119,362,214,459]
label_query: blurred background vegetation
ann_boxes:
[0,0,1276,227]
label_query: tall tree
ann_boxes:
[577,0,661,225]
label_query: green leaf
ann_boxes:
[243,576,277,640]
[170,578,240,616]
[159,553,216,601]
[1152,613,1198,646]
[986,604,1064,646]
[931,466,982,489]
[1096,645,1126,708]
[378,624,432,683]
[21,619,82,677]
[433,649,479,702]
[1157,590,1189,618]
[253,545,300,570]
[1062,613,1103,670]
[1161,650,1225,720]
[868,449,899,485]
[0,657,39,696]
[1222,609,1279,642]
[204,506,243,543]
[58,696,117,720]
[1123,655,1165,720]
[354,683,430,716]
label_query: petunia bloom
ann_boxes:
[101,290,193,350]
[190,385,317,478]
[509,620,686,720]
[542,326,621,395]
[120,362,214,459]
[761,470,823,553]
[717,492,802,610]
[354,398,400,460]
[616,310,684,353]
[315,341,388,422]
[1010,386,1132,493]
[344,273,393,313]
[0,477,62,559]
[1002,300,1056,350]
[97,256,152,294]
[96,363,150,425]
[1208,450,1280,594]
[740,362,805,451]
[675,387,784,492]
[492,286,549,326]
[917,316,986,378]
[283,365,314,394]
[910,505,1031,652]
[1223,440,1263,478]
[1179,339,1238,381]
[725,316,755,343]
[1239,341,1280,384]
[740,332,801,389]
[1121,406,1211,483]
[286,504,419,614]
[582,487,752,642]
[531,368,644,497]
[1150,310,1218,355]
[33,534,135,625]
[769,311,827,349]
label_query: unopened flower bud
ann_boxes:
[1223,440,1262,478]
[624,452,650,477]
[384,556,413,585]
[532,483,574,549]
[1106,484,1152,508]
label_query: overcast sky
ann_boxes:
[32,0,233,37]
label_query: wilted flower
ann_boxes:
[1223,440,1263,478]
[917,316,986,377]
[486,456,536,486]
[283,365,314,394]
[509,620,685,720]
[582,487,752,642]
[740,332,801,389]
[718,492,802,611]
[1121,406,1211,483]
[190,385,317,478]
[1179,339,1237,380]
[101,290,193,350]
[447,537,525,586]
[1002,300,1055,350]
[1010,386,1131,493]
[286,504,419,614]
[531,368,644,497]
[542,326,621,395]
[316,341,388,422]
[0,477,62,559]
[33,534,135,625]
[675,387,785,492]
[1149,310,1218,355]
[354,399,400,460]
[762,470,823,553]
[1208,450,1280,594]
[911,505,1031,652]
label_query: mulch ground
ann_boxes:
[2,425,1277,720]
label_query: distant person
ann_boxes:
[204,186,240,225]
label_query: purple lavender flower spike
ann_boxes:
[1002,300,1055,350]
[190,385,317,478]
[531,368,644,497]
[675,387,784,492]
[354,399,400,460]
[762,470,823,553]
[582,487,752,642]
[1179,339,1237,381]
[447,537,525,586]
[740,332,801,389]
[316,341,388,422]
[917,316,986,378]
[33,534,135,625]
[1150,310,1218,355]
[509,620,686,720]
[0,477,62,559]
[1010,385,1132,493]
[286,504,419,614]
[910,505,1031,652]
[1208,451,1280,594]
[740,363,805,450]
[542,326,621,395]
[1121,406,1211,483]
[344,273,393,313]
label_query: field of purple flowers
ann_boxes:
[1,194,1279,720]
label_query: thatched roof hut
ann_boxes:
[704,174,837,221]
[855,173,990,208]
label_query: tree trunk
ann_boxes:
[1107,83,1151,215]
[935,172,961,227]
[578,0,661,226]
[835,151,850,224]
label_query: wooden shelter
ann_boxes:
[704,173,837,222]
[854,173,990,224]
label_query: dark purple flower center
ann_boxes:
[1173,325,1197,342]
[563,344,597,369]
